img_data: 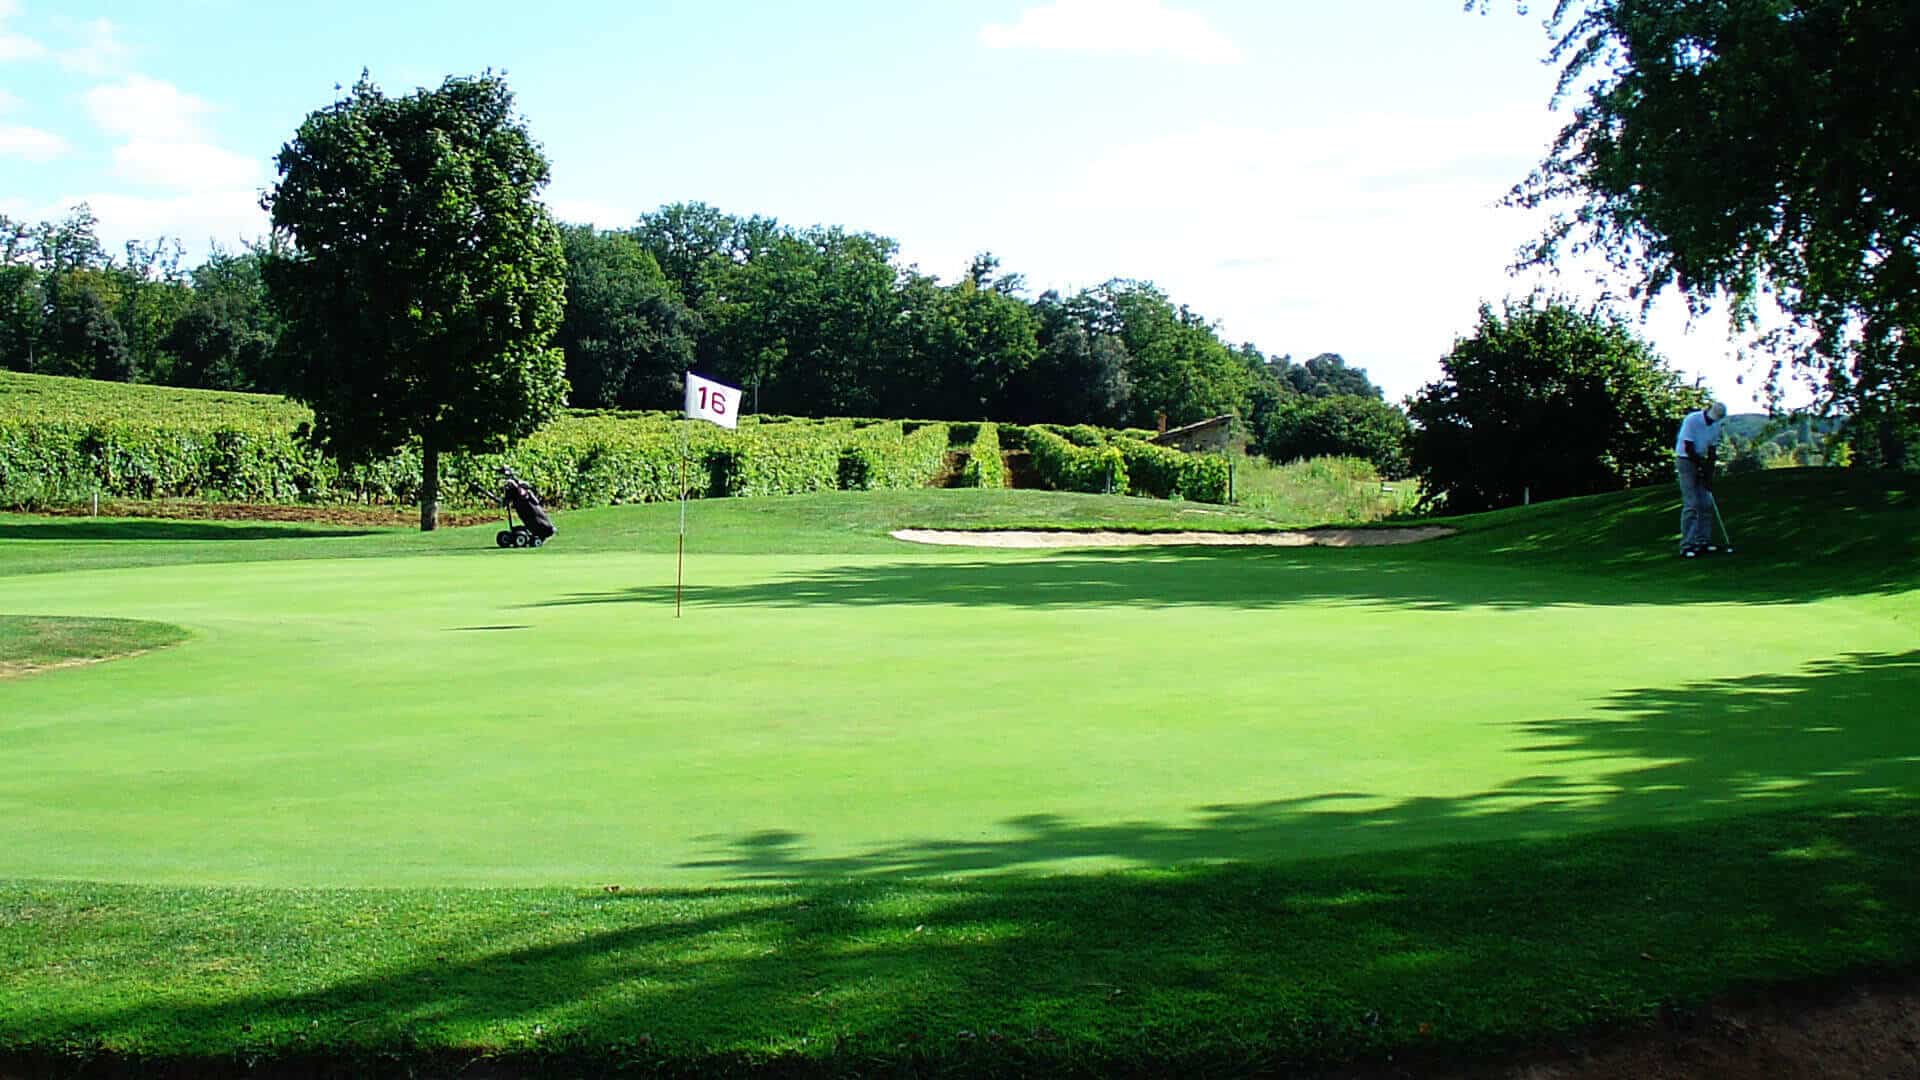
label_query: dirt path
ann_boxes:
[23,500,499,527]
[892,525,1456,548]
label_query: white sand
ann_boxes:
[890,526,1455,548]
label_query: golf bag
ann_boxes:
[496,472,556,549]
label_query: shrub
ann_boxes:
[1027,427,1126,494]
[1116,438,1230,503]
[960,423,1006,489]
[837,422,952,491]
[1258,395,1411,479]
[1407,297,1702,513]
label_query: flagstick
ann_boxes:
[676,419,687,619]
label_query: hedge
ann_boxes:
[0,372,1229,509]
[1116,438,1231,503]
[837,421,953,491]
[0,416,906,511]
[1026,427,1126,494]
[959,423,1006,489]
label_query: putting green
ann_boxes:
[3,524,1914,887]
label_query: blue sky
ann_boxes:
[1,0,1788,409]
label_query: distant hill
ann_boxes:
[1719,412,1843,443]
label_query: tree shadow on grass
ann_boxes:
[0,520,378,541]
[524,533,1916,613]
[7,811,1917,1076]
[680,650,1920,879]
[6,654,1919,1074]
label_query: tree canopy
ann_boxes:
[1481,0,1920,446]
[262,73,567,530]
[1257,395,1411,479]
[1407,295,1704,513]
[555,225,694,410]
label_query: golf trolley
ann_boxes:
[496,467,556,549]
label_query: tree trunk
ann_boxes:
[420,441,439,532]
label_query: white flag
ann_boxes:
[684,372,740,429]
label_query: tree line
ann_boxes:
[0,203,1383,432]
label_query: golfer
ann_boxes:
[1674,401,1728,557]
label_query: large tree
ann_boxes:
[1258,394,1412,479]
[168,245,286,392]
[262,73,567,530]
[1408,296,1704,512]
[42,282,131,381]
[1070,280,1255,428]
[555,225,695,410]
[1482,0,1920,438]
[1282,353,1382,400]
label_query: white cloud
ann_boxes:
[56,16,128,75]
[84,74,210,140]
[0,88,23,111]
[113,139,261,190]
[0,0,43,61]
[981,0,1242,65]
[0,123,66,161]
[990,106,1793,412]
[55,189,269,253]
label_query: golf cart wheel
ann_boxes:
[512,528,533,548]
[495,530,513,548]
[531,535,546,548]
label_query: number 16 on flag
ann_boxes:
[684,372,740,429]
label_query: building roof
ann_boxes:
[1148,415,1234,445]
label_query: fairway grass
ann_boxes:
[2,471,1917,1073]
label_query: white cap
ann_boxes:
[1706,402,1727,421]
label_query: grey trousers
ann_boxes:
[1676,458,1716,551]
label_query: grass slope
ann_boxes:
[0,468,1915,1074]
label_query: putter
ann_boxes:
[1710,494,1734,554]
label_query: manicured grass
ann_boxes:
[0,488,1314,578]
[4,806,1916,1076]
[1,469,1916,1074]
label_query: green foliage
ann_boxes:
[1495,0,1920,421]
[1069,280,1256,429]
[0,372,962,510]
[1257,394,1412,479]
[263,72,568,528]
[42,283,130,381]
[1114,438,1231,503]
[1720,412,1847,474]
[1026,426,1126,494]
[959,422,1006,488]
[555,224,694,410]
[1231,453,1421,524]
[1407,296,1704,513]
[1046,423,1109,448]
[836,421,952,491]
[1271,352,1382,399]
[1021,298,1132,426]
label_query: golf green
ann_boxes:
[3,513,1913,887]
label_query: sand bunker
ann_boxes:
[890,526,1455,548]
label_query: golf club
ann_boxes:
[1711,493,1734,554]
